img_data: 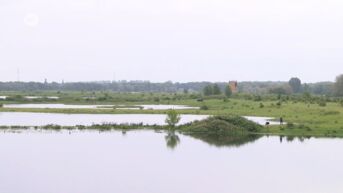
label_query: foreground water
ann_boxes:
[0,130,342,193]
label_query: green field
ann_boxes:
[1,91,343,137]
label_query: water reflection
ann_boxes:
[1,130,343,193]
[278,135,312,143]
[165,131,180,149]
[185,133,261,148]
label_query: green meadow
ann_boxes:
[1,91,343,137]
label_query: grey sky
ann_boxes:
[1,0,343,83]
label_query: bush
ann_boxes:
[286,122,295,129]
[318,101,326,107]
[254,95,262,101]
[276,101,282,107]
[200,105,209,110]
[340,99,343,107]
[182,115,262,133]
[259,103,264,108]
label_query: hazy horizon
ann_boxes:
[0,79,335,84]
[1,0,343,83]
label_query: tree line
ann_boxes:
[0,75,343,96]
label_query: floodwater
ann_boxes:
[0,130,342,193]
[3,104,112,109]
[141,105,199,110]
[244,116,283,125]
[3,104,198,110]
[0,112,208,126]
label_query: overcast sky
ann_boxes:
[0,0,343,83]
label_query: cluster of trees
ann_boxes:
[0,81,231,93]
[203,84,222,96]
[203,84,232,97]
[1,75,343,97]
[267,77,337,96]
[265,75,343,97]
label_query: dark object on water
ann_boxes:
[280,117,284,125]
[265,122,270,126]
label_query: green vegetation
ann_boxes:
[203,84,222,96]
[165,110,181,129]
[181,115,261,134]
[1,93,343,137]
[224,85,232,98]
[334,74,343,96]
[288,77,302,93]
[2,75,343,137]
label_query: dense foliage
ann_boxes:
[0,80,336,96]
[181,116,262,134]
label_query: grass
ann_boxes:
[1,91,343,137]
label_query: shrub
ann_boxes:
[286,122,295,129]
[276,101,282,107]
[154,97,160,102]
[254,95,262,101]
[200,105,209,110]
[182,115,262,133]
[318,101,326,107]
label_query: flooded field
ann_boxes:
[0,112,208,126]
[0,130,342,193]
[244,116,283,125]
[3,104,198,110]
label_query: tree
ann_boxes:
[224,86,232,97]
[268,85,292,95]
[165,110,181,129]
[334,74,343,96]
[212,84,222,95]
[288,77,302,93]
[203,85,213,96]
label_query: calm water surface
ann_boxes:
[0,112,208,126]
[0,130,342,193]
[3,104,198,110]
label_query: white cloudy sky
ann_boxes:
[0,0,343,83]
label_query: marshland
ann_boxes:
[2,0,343,191]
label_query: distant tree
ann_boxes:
[288,77,302,93]
[212,84,222,95]
[203,85,213,96]
[224,85,232,97]
[165,110,181,129]
[302,91,311,100]
[268,86,292,95]
[334,74,343,96]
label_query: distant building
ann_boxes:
[229,81,238,93]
